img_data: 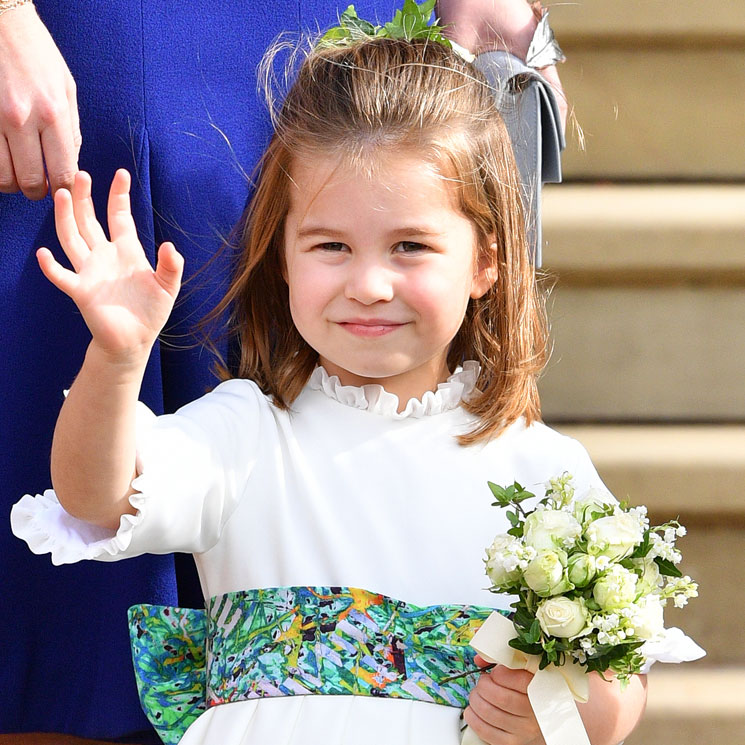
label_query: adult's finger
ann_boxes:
[0,137,19,193]
[7,128,47,200]
[41,115,78,194]
[67,76,82,156]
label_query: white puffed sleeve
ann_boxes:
[11,379,272,565]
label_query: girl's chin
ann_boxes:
[317,356,450,392]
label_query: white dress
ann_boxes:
[12,364,608,745]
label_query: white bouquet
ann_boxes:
[483,473,700,685]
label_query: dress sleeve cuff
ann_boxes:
[10,401,157,566]
[10,488,147,566]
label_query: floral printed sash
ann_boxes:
[128,586,504,745]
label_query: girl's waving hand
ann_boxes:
[37,168,183,359]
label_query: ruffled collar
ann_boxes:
[307,361,480,419]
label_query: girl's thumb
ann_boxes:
[155,241,184,295]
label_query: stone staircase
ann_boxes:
[537,2,745,743]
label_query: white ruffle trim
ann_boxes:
[639,627,706,674]
[9,400,158,566]
[10,488,146,566]
[308,361,480,419]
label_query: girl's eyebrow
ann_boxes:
[295,225,444,239]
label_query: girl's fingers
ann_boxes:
[71,171,107,246]
[36,246,80,297]
[470,675,533,719]
[107,168,138,243]
[154,242,184,297]
[53,187,92,271]
[462,705,512,744]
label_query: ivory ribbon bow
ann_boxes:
[461,612,591,745]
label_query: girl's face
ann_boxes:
[283,151,496,407]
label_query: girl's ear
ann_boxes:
[470,239,498,299]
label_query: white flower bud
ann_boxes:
[631,558,662,595]
[593,565,639,611]
[571,487,617,526]
[523,550,571,597]
[567,553,596,588]
[484,534,523,589]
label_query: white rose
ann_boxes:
[536,597,589,638]
[523,550,571,597]
[593,565,639,611]
[524,509,582,551]
[572,487,617,526]
[586,513,644,561]
[629,596,665,640]
[484,535,523,588]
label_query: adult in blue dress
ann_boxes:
[0,1,564,742]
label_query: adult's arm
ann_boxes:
[0,1,81,199]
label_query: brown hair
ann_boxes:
[208,36,548,445]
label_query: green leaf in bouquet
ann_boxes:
[629,530,652,559]
[525,618,542,644]
[509,637,543,656]
[506,510,520,527]
[488,480,535,507]
[584,597,601,612]
[507,525,524,538]
[513,604,535,631]
[655,557,683,578]
[542,637,559,664]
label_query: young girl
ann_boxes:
[12,28,646,745]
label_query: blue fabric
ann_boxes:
[0,0,395,738]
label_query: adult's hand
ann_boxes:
[437,0,567,132]
[0,2,81,199]
[437,0,537,60]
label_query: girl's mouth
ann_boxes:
[336,319,406,337]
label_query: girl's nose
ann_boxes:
[344,259,395,304]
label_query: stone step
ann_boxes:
[626,667,745,745]
[554,425,745,517]
[538,281,745,419]
[555,48,745,179]
[544,1,745,179]
[541,184,745,283]
[551,0,745,42]
[555,424,745,663]
[538,185,745,419]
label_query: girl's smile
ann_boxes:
[283,151,496,408]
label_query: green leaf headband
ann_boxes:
[320,0,453,49]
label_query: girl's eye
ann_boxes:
[395,241,428,253]
[318,242,347,252]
